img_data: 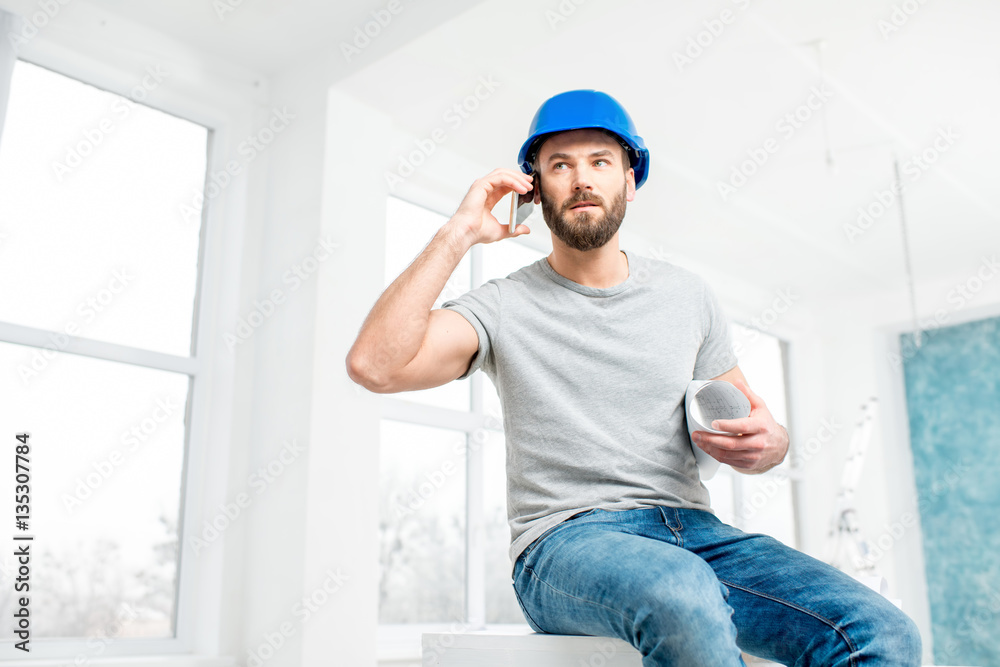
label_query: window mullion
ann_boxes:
[731,471,745,531]
[466,429,486,628]
[465,242,487,628]
[0,319,200,376]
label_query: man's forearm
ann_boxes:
[347,223,475,388]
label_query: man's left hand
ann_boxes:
[691,378,789,474]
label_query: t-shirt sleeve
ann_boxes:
[440,278,502,380]
[692,280,739,380]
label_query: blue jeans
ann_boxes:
[512,507,922,666]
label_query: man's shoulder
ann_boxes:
[499,257,550,286]
[442,258,548,310]
[634,253,707,290]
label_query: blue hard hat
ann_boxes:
[517,89,649,188]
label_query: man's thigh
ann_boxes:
[512,508,744,664]
[674,508,922,665]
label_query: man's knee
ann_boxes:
[836,603,922,666]
[871,608,922,664]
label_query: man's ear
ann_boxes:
[532,171,542,205]
[625,167,636,202]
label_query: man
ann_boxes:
[346,90,922,665]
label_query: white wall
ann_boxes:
[231,49,330,667]
[300,86,391,667]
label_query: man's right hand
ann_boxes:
[445,168,534,246]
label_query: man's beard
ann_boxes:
[540,185,627,251]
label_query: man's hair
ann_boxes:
[529,128,631,176]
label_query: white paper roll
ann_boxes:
[685,380,751,480]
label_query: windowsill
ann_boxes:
[1,656,237,667]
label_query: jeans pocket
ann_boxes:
[570,508,600,521]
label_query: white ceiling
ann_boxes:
[33,0,488,76]
[9,0,998,310]
[335,0,1000,307]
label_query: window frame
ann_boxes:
[0,54,239,661]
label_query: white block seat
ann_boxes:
[419,625,795,666]
[422,625,641,666]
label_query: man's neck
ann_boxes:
[546,246,629,289]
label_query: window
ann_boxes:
[379,420,466,623]
[378,197,540,645]
[0,60,209,645]
[703,323,796,547]
[383,196,472,411]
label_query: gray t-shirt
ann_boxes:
[440,247,738,578]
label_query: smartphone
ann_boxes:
[508,172,536,233]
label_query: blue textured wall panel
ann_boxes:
[901,315,1000,666]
